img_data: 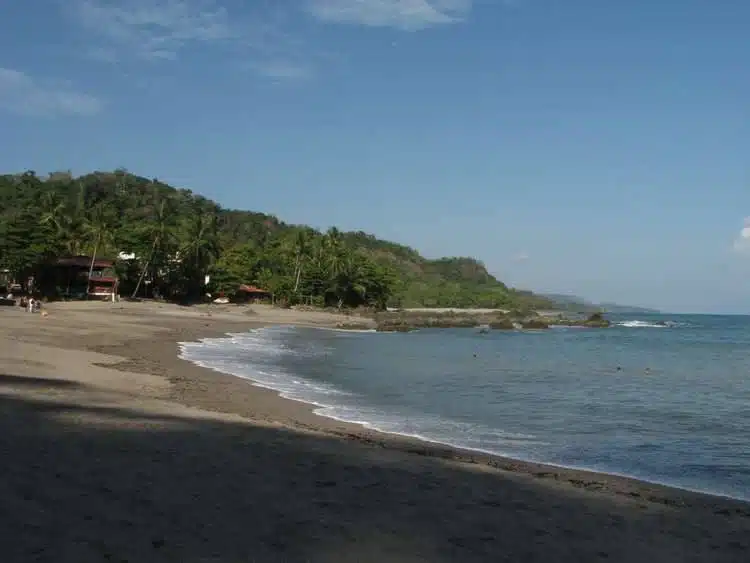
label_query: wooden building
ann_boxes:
[235,284,272,303]
[36,256,119,301]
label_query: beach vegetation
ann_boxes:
[0,170,562,310]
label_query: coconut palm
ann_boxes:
[180,211,220,297]
[328,251,366,309]
[84,203,114,297]
[39,191,66,236]
[131,199,171,298]
[324,226,345,278]
[65,182,89,255]
[292,229,310,294]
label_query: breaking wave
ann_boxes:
[178,326,546,459]
[617,319,687,329]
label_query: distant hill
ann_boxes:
[340,231,557,309]
[542,294,660,314]
[597,303,661,314]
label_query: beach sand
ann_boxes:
[0,301,748,562]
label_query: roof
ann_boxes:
[238,284,270,294]
[90,277,118,283]
[55,256,114,268]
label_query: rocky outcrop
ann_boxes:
[375,312,482,332]
[372,310,610,332]
[546,312,611,328]
[488,318,515,330]
[519,318,550,329]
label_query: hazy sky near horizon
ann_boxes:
[1,1,748,313]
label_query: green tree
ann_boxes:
[84,203,115,296]
[210,242,258,293]
[292,229,310,294]
[131,198,173,298]
[174,211,219,299]
[0,168,564,310]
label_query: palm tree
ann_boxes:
[328,252,366,309]
[324,226,345,278]
[181,211,219,297]
[64,182,89,256]
[84,203,113,297]
[39,191,66,236]
[37,182,92,256]
[292,230,309,294]
[131,199,170,298]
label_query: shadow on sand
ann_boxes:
[0,373,748,563]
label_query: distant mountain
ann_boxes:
[541,294,661,314]
[596,302,662,314]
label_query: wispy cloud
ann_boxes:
[306,0,473,30]
[0,68,102,117]
[732,218,750,252]
[63,1,485,83]
[512,251,529,262]
[68,0,235,61]
[65,0,314,80]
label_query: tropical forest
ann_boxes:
[0,169,561,310]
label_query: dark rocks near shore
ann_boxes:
[547,312,612,329]
[520,318,550,330]
[372,311,611,332]
[488,318,516,330]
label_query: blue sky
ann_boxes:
[1,1,749,313]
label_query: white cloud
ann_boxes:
[512,251,529,262]
[68,0,236,61]
[733,217,750,252]
[306,0,473,30]
[65,0,312,80]
[0,68,102,117]
[62,0,491,83]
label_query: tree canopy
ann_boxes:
[0,169,559,310]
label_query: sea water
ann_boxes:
[179,314,750,501]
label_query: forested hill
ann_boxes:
[0,170,557,309]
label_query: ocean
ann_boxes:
[179,314,750,501]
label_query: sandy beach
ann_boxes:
[1,301,748,562]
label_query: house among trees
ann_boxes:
[36,256,119,301]
[0,170,561,311]
[0,269,10,293]
[235,284,272,303]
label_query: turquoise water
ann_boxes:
[180,314,750,501]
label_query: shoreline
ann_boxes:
[181,324,750,506]
[2,301,749,561]
[83,305,750,512]
[11,301,750,509]
[176,326,750,509]
[109,312,744,513]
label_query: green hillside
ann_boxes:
[0,170,557,310]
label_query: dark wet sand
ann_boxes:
[0,301,748,562]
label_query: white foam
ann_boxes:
[618,320,665,328]
[312,326,378,334]
[178,326,750,503]
[178,327,545,460]
[180,327,350,408]
[616,320,687,328]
